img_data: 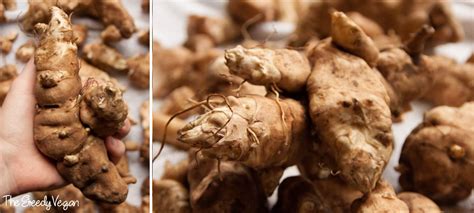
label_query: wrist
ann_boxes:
[0,148,18,200]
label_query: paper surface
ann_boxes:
[153,0,474,212]
[1,0,150,210]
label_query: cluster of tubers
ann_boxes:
[153,0,474,212]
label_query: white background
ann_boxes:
[1,0,150,211]
[153,0,474,212]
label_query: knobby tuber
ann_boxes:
[15,40,35,62]
[351,180,409,213]
[22,0,135,38]
[306,38,393,193]
[79,60,124,91]
[398,102,474,204]
[224,45,311,92]
[33,7,130,203]
[0,31,17,54]
[178,95,309,169]
[187,156,268,213]
[127,53,150,89]
[397,192,441,213]
[187,15,239,46]
[290,0,463,48]
[0,64,17,105]
[83,43,128,74]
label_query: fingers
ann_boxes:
[105,137,126,164]
[114,119,131,139]
[2,59,36,117]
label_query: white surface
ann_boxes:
[154,0,474,212]
[1,0,150,211]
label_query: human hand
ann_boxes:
[0,60,131,198]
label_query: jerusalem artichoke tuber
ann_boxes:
[351,180,409,213]
[224,45,311,92]
[306,38,393,193]
[0,0,15,23]
[153,179,191,213]
[397,192,441,213]
[127,53,150,89]
[187,15,239,46]
[398,102,474,204]
[33,7,130,203]
[15,40,35,62]
[83,43,128,74]
[0,31,17,54]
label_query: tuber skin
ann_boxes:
[178,95,309,169]
[0,64,17,105]
[33,7,130,203]
[421,55,474,107]
[351,180,409,213]
[154,111,190,150]
[227,0,274,24]
[0,31,18,54]
[397,192,441,213]
[187,156,268,213]
[138,29,150,46]
[83,43,128,74]
[330,11,379,67]
[153,179,191,213]
[271,176,319,213]
[289,0,463,48]
[127,53,150,89]
[225,45,311,93]
[72,24,88,46]
[0,202,14,213]
[21,0,135,38]
[398,102,474,204]
[187,15,239,46]
[101,25,123,44]
[159,86,197,119]
[15,40,35,62]
[161,159,190,187]
[79,60,124,91]
[140,101,150,163]
[306,39,393,193]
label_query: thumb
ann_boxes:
[2,59,36,116]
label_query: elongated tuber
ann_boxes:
[33,7,130,203]
[306,38,393,193]
[0,64,17,105]
[225,45,310,92]
[398,102,474,204]
[178,95,309,169]
[83,43,128,74]
[127,53,150,89]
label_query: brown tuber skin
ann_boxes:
[187,156,268,213]
[127,53,150,89]
[397,192,441,213]
[0,31,18,54]
[140,101,150,163]
[15,40,35,62]
[83,43,128,74]
[72,24,88,46]
[33,7,130,203]
[187,15,239,46]
[272,176,319,213]
[227,0,274,24]
[0,202,14,213]
[154,111,189,150]
[398,102,474,204]
[0,0,15,23]
[225,45,311,92]
[101,25,123,44]
[178,95,309,169]
[0,64,17,105]
[306,38,393,193]
[153,179,191,213]
[21,0,135,38]
[351,180,409,213]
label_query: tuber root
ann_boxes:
[398,102,474,204]
[178,95,309,169]
[33,7,130,203]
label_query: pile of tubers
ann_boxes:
[153,0,474,212]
